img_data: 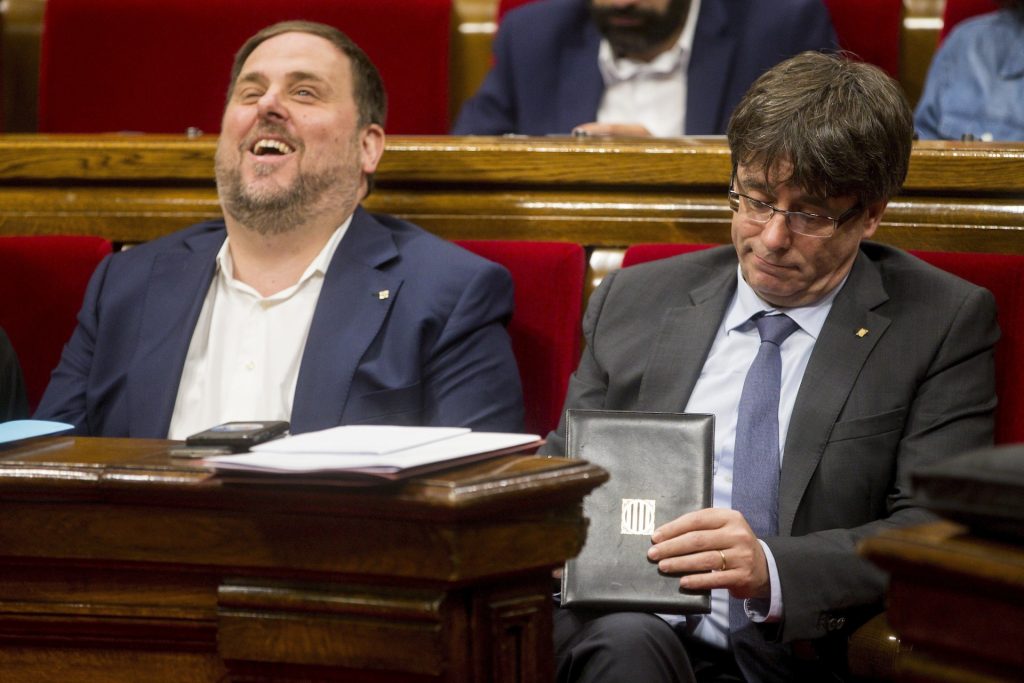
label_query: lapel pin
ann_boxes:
[856,328,869,338]
[378,289,390,300]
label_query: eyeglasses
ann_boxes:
[728,186,862,239]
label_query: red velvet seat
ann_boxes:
[621,242,715,268]
[622,243,1024,444]
[456,240,585,437]
[497,0,534,21]
[940,0,1000,42]
[823,0,902,79]
[39,0,452,135]
[0,236,112,411]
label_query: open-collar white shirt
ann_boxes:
[596,0,701,137]
[167,218,351,440]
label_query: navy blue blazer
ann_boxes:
[0,326,28,421]
[35,208,525,437]
[452,0,837,136]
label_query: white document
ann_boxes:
[250,425,470,455]
[204,427,541,475]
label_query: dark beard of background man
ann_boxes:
[215,124,361,237]
[589,0,691,59]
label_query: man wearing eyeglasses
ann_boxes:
[541,51,997,682]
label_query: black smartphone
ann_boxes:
[185,421,290,452]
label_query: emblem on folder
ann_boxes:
[621,498,656,535]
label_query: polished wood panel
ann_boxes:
[860,522,1024,683]
[0,134,1022,255]
[0,436,607,682]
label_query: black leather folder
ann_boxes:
[561,409,714,614]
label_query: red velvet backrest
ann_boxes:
[0,236,112,411]
[456,240,586,436]
[621,242,715,268]
[940,0,999,41]
[624,244,1024,445]
[497,0,537,21]
[39,0,452,134]
[823,0,902,79]
[910,250,1024,445]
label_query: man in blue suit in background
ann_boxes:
[36,20,524,438]
[452,0,837,137]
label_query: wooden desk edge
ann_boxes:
[0,436,609,517]
[859,520,1024,590]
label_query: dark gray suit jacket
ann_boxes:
[542,243,997,678]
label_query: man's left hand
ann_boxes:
[647,507,770,600]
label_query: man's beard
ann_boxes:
[590,0,690,58]
[215,140,360,236]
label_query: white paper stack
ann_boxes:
[203,425,542,478]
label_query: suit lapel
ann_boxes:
[557,21,605,132]
[686,0,738,134]
[778,252,891,534]
[638,264,737,411]
[128,227,223,438]
[290,208,402,433]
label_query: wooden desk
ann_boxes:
[0,437,607,682]
[860,521,1024,683]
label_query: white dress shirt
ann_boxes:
[662,266,843,649]
[167,219,351,440]
[595,0,701,137]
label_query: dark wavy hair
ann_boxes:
[226,20,387,128]
[727,51,913,206]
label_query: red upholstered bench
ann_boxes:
[497,0,534,21]
[940,0,999,42]
[0,236,112,411]
[622,243,1024,445]
[457,240,585,437]
[39,0,452,134]
[823,0,902,79]
[621,242,716,268]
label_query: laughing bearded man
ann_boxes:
[36,20,525,438]
[452,0,837,137]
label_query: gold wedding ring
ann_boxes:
[718,550,728,572]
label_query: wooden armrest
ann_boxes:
[847,612,907,681]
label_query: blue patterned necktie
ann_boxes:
[730,313,799,631]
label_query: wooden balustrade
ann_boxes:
[1,134,1021,256]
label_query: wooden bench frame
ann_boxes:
[1,135,1021,246]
